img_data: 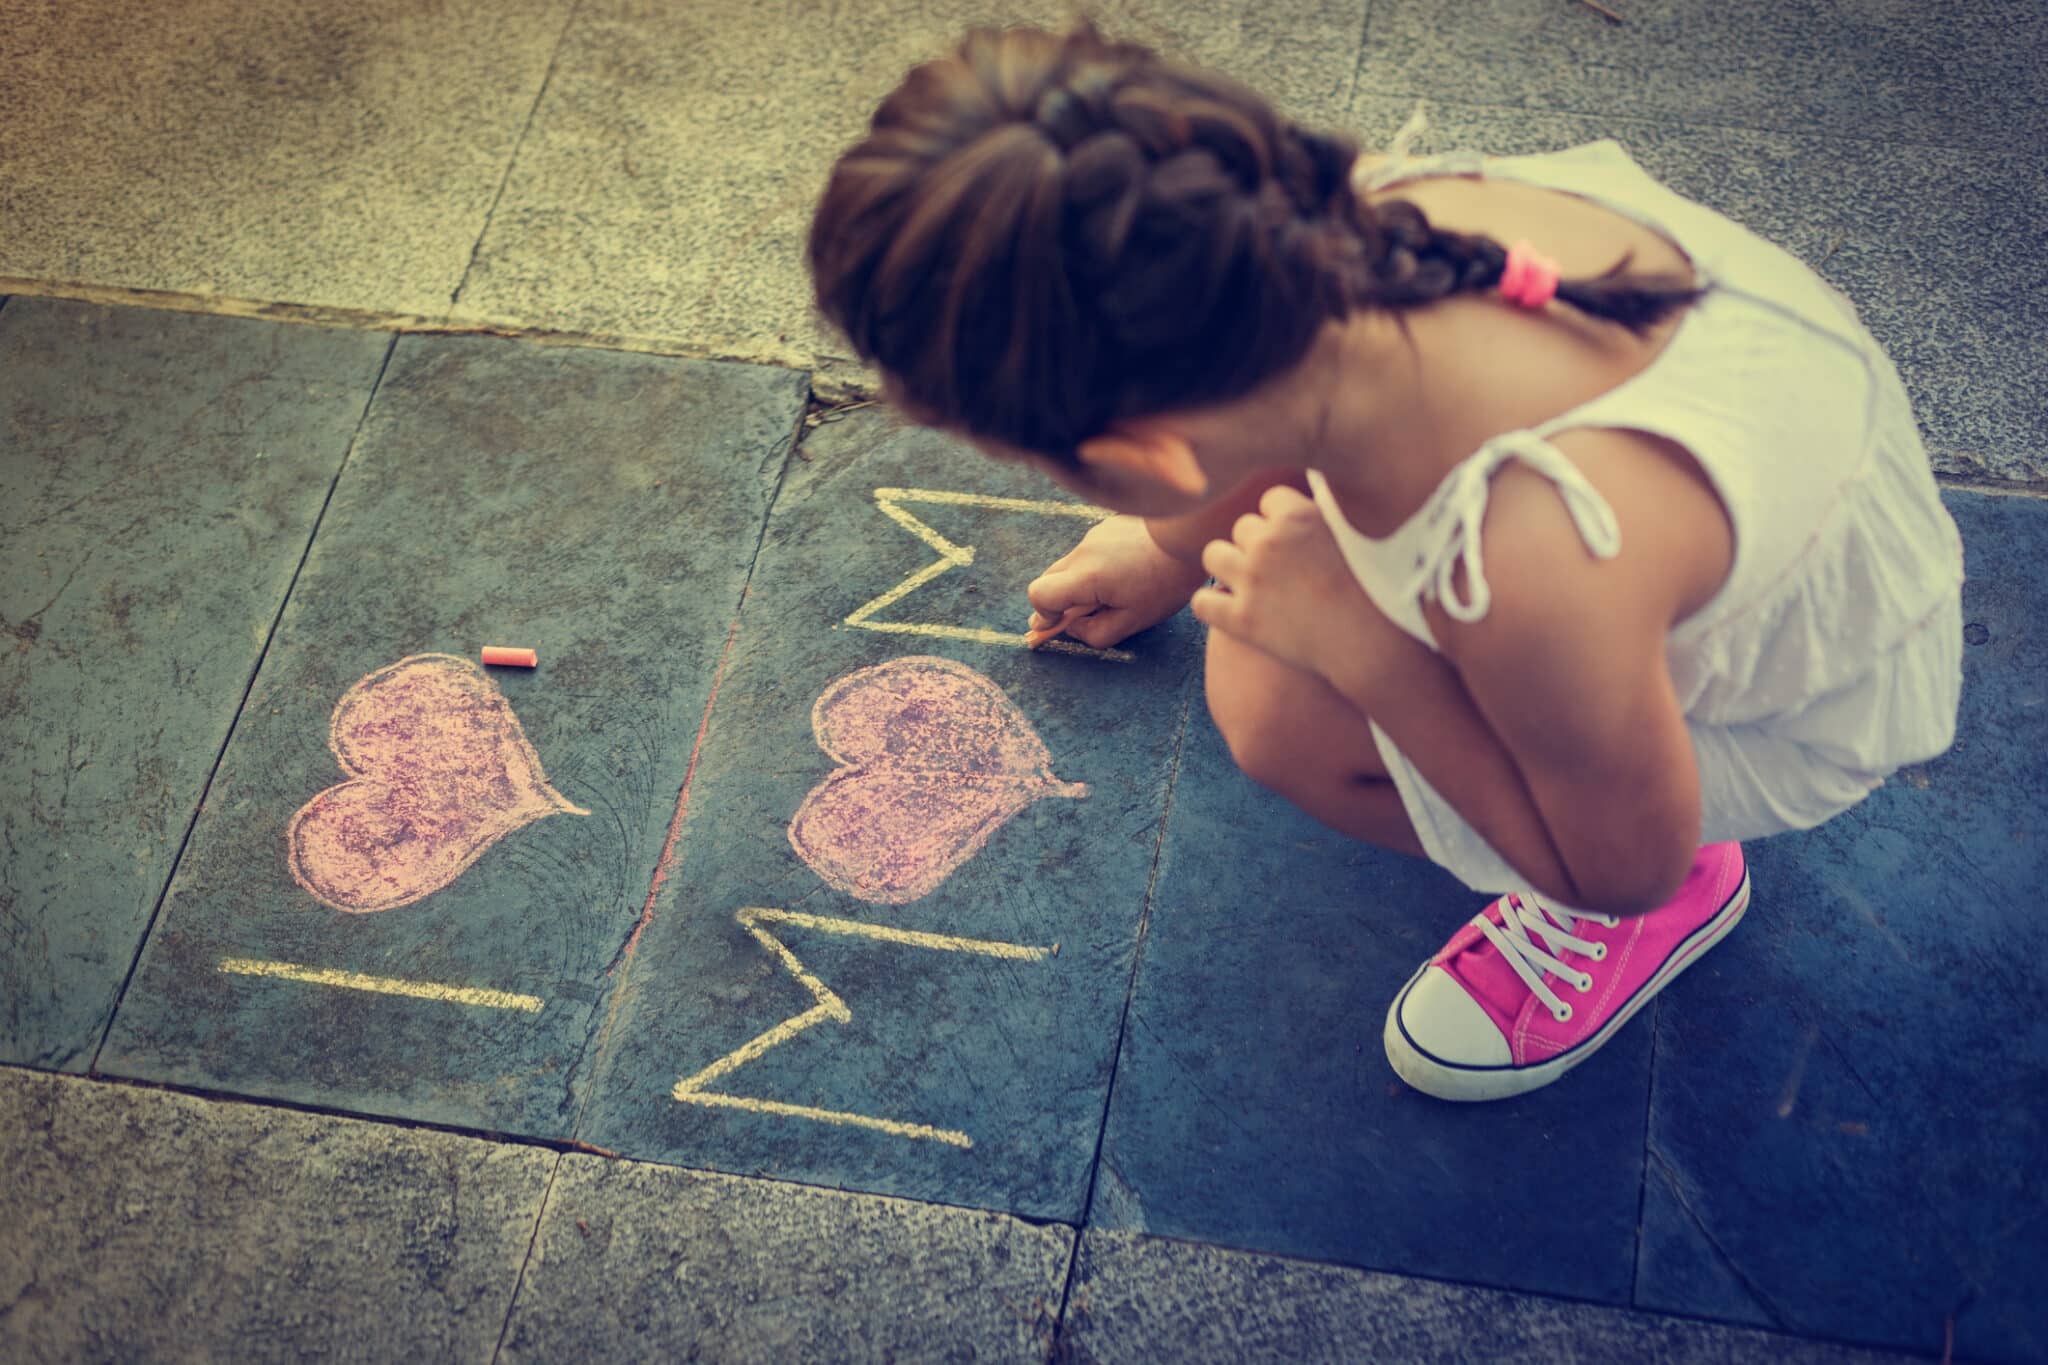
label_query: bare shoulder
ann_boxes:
[1451,428,1733,642]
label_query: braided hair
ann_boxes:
[808,23,1703,460]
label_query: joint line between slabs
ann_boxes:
[453,0,587,310]
[88,332,401,1075]
[1056,667,1199,1334]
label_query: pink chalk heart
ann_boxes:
[788,655,1087,904]
[287,653,588,913]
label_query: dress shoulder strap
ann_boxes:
[1354,100,1487,192]
[1418,432,1623,626]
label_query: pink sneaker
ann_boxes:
[1384,843,1750,1101]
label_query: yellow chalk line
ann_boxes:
[678,1091,975,1148]
[673,907,1054,1147]
[740,907,1052,961]
[845,619,1135,662]
[218,958,544,1013]
[872,494,975,565]
[842,555,957,630]
[870,486,1116,520]
[845,488,1133,663]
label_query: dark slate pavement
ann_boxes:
[1638,490,2048,1364]
[1088,702,1656,1306]
[0,298,388,1070]
[6,308,2039,1359]
[575,409,1203,1219]
[97,333,808,1137]
[1089,487,2047,1361]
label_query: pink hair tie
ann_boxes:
[1500,240,1560,309]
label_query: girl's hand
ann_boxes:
[1027,515,1210,649]
[1193,485,1398,683]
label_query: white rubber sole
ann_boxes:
[1383,871,1752,1102]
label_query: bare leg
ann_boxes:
[1204,629,1427,860]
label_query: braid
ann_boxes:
[1353,196,1704,334]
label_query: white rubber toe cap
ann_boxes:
[1395,966,1512,1067]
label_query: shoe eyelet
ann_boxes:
[1553,1003,1573,1022]
[1590,943,1608,961]
[1574,974,1593,993]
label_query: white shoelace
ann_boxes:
[1476,893,1622,1023]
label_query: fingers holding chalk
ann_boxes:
[1025,606,1093,650]
[481,646,538,668]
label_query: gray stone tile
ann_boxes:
[1353,0,2048,154]
[0,299,389,1070]
[1065,1230,1930,1364]
[0,1066,552,1363]
[1637,490,2048,1364]
[1089,715,1650,1304]
[501,1154,1074,1362]
[98,337,808,1136]
[0,0,572,315]
[576,407,1202,1220]
[455,0,1367,374]
[1342,96,2048,484]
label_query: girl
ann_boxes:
[806,24,1963,1101]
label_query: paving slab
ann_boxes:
[0,1066,552,1362]
[0,0,572,315]
[1639,490,2048,1364]
[501,1153,1074,1361]
[452,0,1367,377]
[98,336,808,1137]
[1344,96,2048,484]
[576,408,1203,1220]
[1064,1230,1933,1364]
[1089,710,1652,1303]
[0,298,388,1069]
[1353,0,2048,156]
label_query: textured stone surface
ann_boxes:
[452,0,1366,376]
[0,0,571,315]
[576,407,1202,1219]
[98,337,807,1136]
[1065,1231,1929,1364]
[0,1067,551,1362]
[1342,97,2048,484]
[1089,710,1652,1303]
[1352,0,2048,155]
[501,1154,1074,1361]
[1639,490,2048,1364]
[0,299,388,1069]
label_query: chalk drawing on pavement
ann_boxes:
[673,907,1052,1148]
[287,653,589,913]
[844,487,1134,662]
[789,655,1087,904]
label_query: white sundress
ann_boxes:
[1307,137,1966,895]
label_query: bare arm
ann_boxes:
[1194,436,1712,914]
[1371,459,1703,913]
[1315,632,1586,901]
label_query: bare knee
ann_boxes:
[1208,683,1298,792]
[1205,630,1386,793]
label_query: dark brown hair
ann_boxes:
[809,23,1703,459]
